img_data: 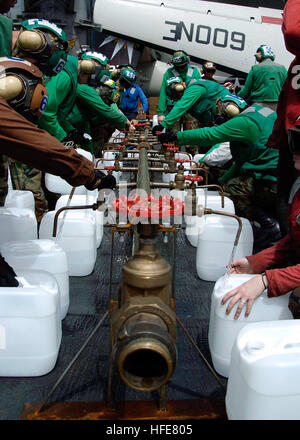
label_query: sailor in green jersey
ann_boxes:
[0,1,13,57]
[39,52,134,143]
[153,76,229,133]
[157,95,281,248]
[157,50,201,124]
[65,80,126,156]
[238,45,287,104]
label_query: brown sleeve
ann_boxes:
[0,97,95,187]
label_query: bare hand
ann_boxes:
[228,257,254,274]
[221,275,266,320]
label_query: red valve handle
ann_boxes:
[115,144,125,149]
[111,194,184,218]
[133,122,148,127]
[175,158,190,163]
[104,166,116,170]
[184,175,204,182]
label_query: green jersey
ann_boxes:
[67,84,127,131]
[177,103,279,182]
[161,79,229,129]
[39,55,78,141]
[157,64,201,116]
[238,59,287,102]
[0,14,12,57]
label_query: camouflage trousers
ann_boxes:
[222,174,277,220]
[0,155,9,206]
[8,158,48,223]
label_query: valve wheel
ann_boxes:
[111,194,184,218]
[184,175,204,183]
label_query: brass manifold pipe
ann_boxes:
[110,144,178,393]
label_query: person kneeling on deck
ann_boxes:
[156,95,281,250]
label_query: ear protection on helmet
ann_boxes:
[215,95,247,125]
[15,19,69,77]
[79,59,97,75]
[166,77,186,101]
[0,57,48,124]
[98,79,120,105]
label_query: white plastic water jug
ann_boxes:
[55,193,103,248]
[0,207,37,245]
[45,148,94,195]
[226,320,300,420]
[185,189,235,247]
[96,151,122,183]
[39,210,97,276]
[208,274,293,378]
[196,215,253,282]
[0,271,61,377]
[1,239,69,320]
[162,153,192,184]
[5,190,35,212]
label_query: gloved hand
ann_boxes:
[0,255,19,287]
[63,129,88,146]
[85,169,116,191]
[152,124,165,136]
[157,131,178,144]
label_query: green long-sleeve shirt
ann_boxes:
[177,104,279,182]
[161,80,228,129]
[238,59,287,102]
[0,14,12,57]
[157,64,201,116]
[39,56,78,141]
[70,84,127,130]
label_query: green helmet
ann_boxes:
[166,76,186,100]
[172,50,190,69]
[20,19,68,77]
[215,94,247,125]
[119,67,136,88]
[98,79,120,105]
[80,51,109,87]
[81,51,108,66]
[255,45,275,62]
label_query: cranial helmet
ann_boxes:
[255,45,275,62]
[215,94,247,125]
[98,79,120,105]
[166,76,186,100]
[172,50,190,69]
[202,61,216,73]
[118,68,136,89]
[13,19,69,77]
[0,56,48,124]
[80,51,109,86]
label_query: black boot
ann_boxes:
[251,210,282,251]
[0,254,19,287]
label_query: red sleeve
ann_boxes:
[282,0,300,57]
[266,263,300,297]
[267,0,300,146]
[0,98,95,187]
[246,234,292,273]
